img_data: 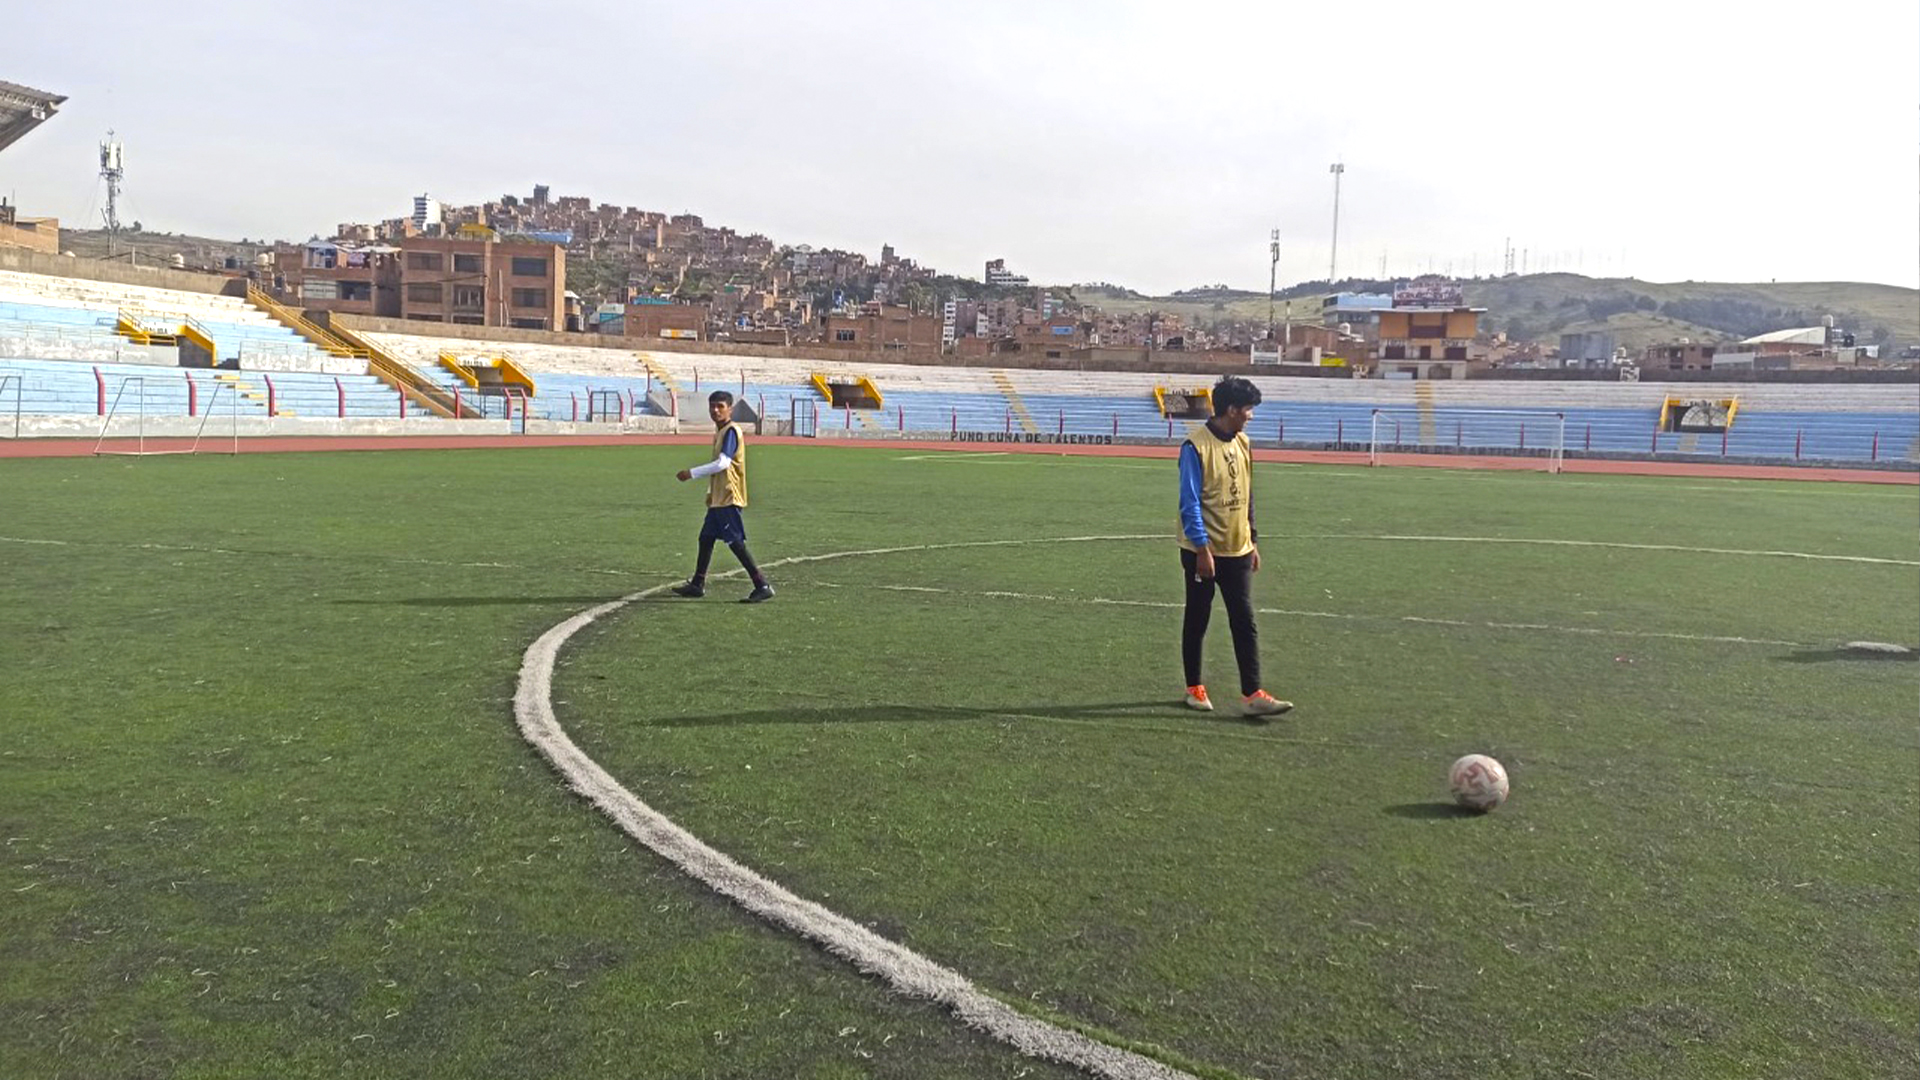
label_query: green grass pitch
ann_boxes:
[2,445,1914,1079]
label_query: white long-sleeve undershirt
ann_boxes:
[686,453,733,480]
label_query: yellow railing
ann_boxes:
[1153,386,1211,418]
[177,319,217,358]
[440,351,538,398]
[1659,395,1740,433]
[325,323,456,418]
[113,311,151,344]
[439,352,480,388]
[115,308,177,345]
[244,284,370,359]
[497,355,537,395]
[809,372,881,407]
[241,284,519,421]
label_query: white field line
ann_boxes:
[516,535,1203,1080]
[1274,534,1920,567]
[509,528,1900,1076]
[4,520,1889,1071]
[5,530,1911,569]
[1317,470,1920,497]
[886,452,1920,495]
[806,581,1808,648]
[883,447,1920,495]
[890,453,1299,470]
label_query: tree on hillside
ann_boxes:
[1660,298,1777,337]
[898,281,933,314]
[1585,295,1637,321]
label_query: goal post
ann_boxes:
[93,374,241,457]
[1368,407,1565,473]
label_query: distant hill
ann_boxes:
[1080,275,1919,352]
[1464,274,1917,352]
[56,228,276,271]
[40,226,1919,354]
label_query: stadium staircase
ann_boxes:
[992,370,1040,433]
[112,310,177,347]
[211,370,280,414]
[437,350,537,409]
[242,284,458,418]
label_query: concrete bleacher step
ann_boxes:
[11,277,1916,456]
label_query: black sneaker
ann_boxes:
[741,584,776,604]
[670,581,706,598]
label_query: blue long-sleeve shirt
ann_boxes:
[1178,427,1255,549]
[1178,442,1209,546]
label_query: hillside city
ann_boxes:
[241,186,1905,378]
[8,171,1913,380]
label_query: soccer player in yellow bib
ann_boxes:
[672,391,775,603]
[1177,376,1291,717]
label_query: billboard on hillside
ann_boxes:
[1392,281,1464,309]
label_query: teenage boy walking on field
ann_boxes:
[672,391,775,603]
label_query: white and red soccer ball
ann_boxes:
[1449,754,1509,812]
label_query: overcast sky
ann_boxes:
[6,0,1916,292]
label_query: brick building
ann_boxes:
[398,238,565,329]
[277,236,566,329]
[819,304,943,351]
[0,203,58,255]
[1641,342,1718,371]
[1009,316,1087,357]
[1375,307,1482,378]
[623,300,709,341]
[1372,282,1484,379]
[275,241,402,317]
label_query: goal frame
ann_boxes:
[1368,407,1565,474]
[93,375,241,457]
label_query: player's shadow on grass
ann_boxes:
[1776,647,1918,664]
[651,700,1184,729]
[1383,802,1483,820]
[333,596,628,607]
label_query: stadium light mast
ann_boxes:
[1267,228,1279,340]
[1327,161,1345,284]
[99,131,124,257]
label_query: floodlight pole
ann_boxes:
[1327,162,1345,285]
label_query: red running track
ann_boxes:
[2,432,1914,485]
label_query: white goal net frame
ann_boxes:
[1368,407,1565,474]
[93,375,241,457]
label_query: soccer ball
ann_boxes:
[1449,754,1509,812]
